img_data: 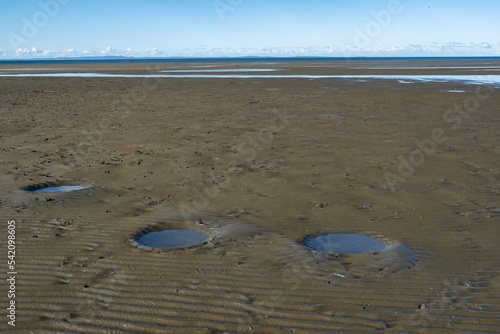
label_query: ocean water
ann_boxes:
[1,56,500,66]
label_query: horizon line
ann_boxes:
[2,55,500,62]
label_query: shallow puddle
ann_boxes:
[302,232,416,277]
[26,185,90,193]
[304,233,386,254]
[161,68,283,72]
[2,73,500,85]
[2,180,96,211]
[131,213,261,252]
[23,181,92,193]
[136,229,210,249]
[323,114,358,120]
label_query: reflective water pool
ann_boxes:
[304,234,387,254]
[136,229,210,249]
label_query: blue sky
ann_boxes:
[1,0,499,58]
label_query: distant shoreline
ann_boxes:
[1,56,500,65]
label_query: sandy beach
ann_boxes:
[1,60,500,333]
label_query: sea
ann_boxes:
[1,56,500,66]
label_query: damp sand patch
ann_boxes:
[302,232,416,277]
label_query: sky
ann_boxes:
[0,0,499,58]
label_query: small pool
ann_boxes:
[23,182,91,193]
[30,185,90,193]
[304,234,386,254]
[136,229,210,249]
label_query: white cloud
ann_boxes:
[82,49,96,55]
[123,48,136,56]
[1,43,499,59]
[15,47,43,56]
[100,46,116,55]
[147,48,163,56]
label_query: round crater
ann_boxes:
[135,229,210,249]
[4,179,98,210]
[130,214,261,252]
[23,181,92,193]
[304,233,386,254]
[302,232,416,277]
[132,221,215,251]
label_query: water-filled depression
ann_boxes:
[304,233,386,254]
[135,229,210,249]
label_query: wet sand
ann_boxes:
[1,61,500,333]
